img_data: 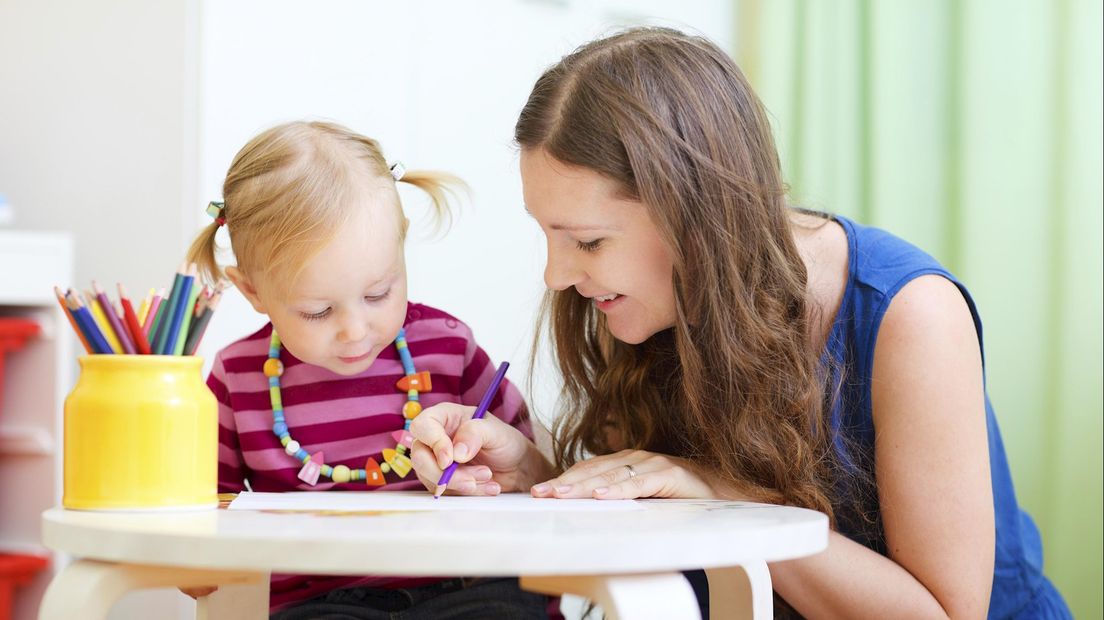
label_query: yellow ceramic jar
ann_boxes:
[63,355,217,510]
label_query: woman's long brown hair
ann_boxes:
[516,28,848,522]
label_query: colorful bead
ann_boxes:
[382,448,412,477]
[332,465,351,483]
[297,452,323,485]
[267,329,429,486]
[391,430,414,449]
[396,371,432,392]
[263,357,284,377]
[364,458,386,486]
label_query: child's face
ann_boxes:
[239,195,409,376]
[520,149,676,345]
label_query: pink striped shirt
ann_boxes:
[207,302,532,610]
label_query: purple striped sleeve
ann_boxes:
[208,353,248,492]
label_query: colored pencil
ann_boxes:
[66,291,112,354]
[93,281,135,354]
[54,286,92,354]
[172,266,202,356]
[143,288,165,336]
[56,269,221,357]
[118,283,152,355]
[136,289,152,326]
[184,287,221,355]
[433,361,510,499]
[152,264,187,355]
[85,290,121,353]
[160,266,195,355]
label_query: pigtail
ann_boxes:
[186,220,226,287]
[397,170,468,236]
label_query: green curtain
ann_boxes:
[733,1,1103,616]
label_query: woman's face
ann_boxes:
[520,148,677,344]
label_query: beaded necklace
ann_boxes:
[265,328,430,486]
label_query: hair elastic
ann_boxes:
[206,201,226,226]
[389,162,406,181]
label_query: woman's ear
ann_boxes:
[226,266,266,314]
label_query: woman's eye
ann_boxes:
[300,308,331,321]
[576,239,603,253]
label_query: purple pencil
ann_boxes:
[93,280,136,354]
[433,361,510,499]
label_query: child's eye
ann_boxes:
[300,308,331,321]
[576,239,604,253]
[365,290,390,303]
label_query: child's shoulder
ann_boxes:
[403,302,476,341]
[211,322,273,368]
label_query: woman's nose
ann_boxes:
[544,243,584,291]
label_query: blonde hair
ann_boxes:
[187,120,464,292]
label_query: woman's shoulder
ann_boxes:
[835,214,949,296]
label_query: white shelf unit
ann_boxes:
[0,230,73,620]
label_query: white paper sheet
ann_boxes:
[228,491,644,512]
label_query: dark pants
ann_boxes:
[270,577,552,620]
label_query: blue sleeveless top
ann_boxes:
[826,215,1070,618]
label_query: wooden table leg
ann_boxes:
[521,573,701,620]
[37,559,267,620]
[705,561,773,619]
[196,579,271,620]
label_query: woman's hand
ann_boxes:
[408,402,551,496]
[530,449,720,500]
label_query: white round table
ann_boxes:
[39,497,826,619]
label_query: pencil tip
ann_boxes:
[433,486,446,499]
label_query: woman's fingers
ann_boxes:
[531,450,714,499]
[531,450,638,498]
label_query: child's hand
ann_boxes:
[180,586,218,599]
[409,402,545,495]
[529,449,720,500]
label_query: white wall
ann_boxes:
[0,0,198,290]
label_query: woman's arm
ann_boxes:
[770,275,995,619]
